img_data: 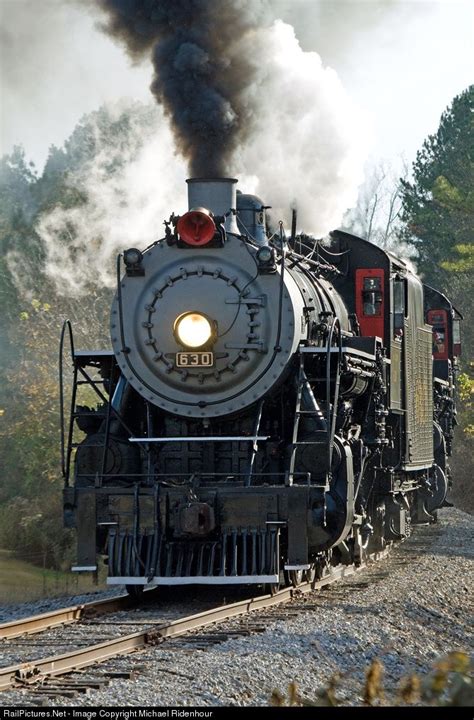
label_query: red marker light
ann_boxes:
[177,208,216,246]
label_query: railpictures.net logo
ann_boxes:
[2,712,215,720]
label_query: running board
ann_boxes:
[107,575,279,586]
[129,436,270,443]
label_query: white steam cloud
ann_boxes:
[237,20,369,234]
[36,20,369,295]
[36,106,187,296]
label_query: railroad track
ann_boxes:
[0,550,388,700]
[0,594,134,641]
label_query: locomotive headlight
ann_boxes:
[124,248,143,266]
[256,245,276,273]
[256,246,273,263]
[123,247,144,276]
[174,312,214,349]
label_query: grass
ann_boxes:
[0,548,107,606]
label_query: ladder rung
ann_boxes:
[294,441,327,446]
[296,410,324,416]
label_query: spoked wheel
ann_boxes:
[289,570,304,588]
[304,564,317,586]
[264,568,285,596]
[352,527,370,566]
[369,503,387,553]
[126,584,144,602]
[319,549,333,579]
[264,582,280,596]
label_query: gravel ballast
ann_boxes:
[1,507,472,706]
[0,588,125,625]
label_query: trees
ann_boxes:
[400,85,473,286]
[0,102,156,569]
[342,159,410,253]
[400,85,473,355]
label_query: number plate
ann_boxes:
[176,351,214,368]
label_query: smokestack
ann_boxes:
[186,178,239,235]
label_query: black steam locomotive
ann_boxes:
[61,178,461,592]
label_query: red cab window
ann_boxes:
[356,268,385,340]
[427,309,449,360]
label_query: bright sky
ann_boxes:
[0,0,472,172]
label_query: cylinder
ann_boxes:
[187,178,240,235]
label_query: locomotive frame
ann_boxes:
[60,178,461,591]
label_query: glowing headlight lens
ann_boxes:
[174,312,213,348]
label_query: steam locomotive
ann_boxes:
[61,178,461,592]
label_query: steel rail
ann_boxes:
[0,594,132,641]
[0,551,388,693]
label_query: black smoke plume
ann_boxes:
[96,0,267,177]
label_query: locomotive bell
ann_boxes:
[187,178,240,235]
